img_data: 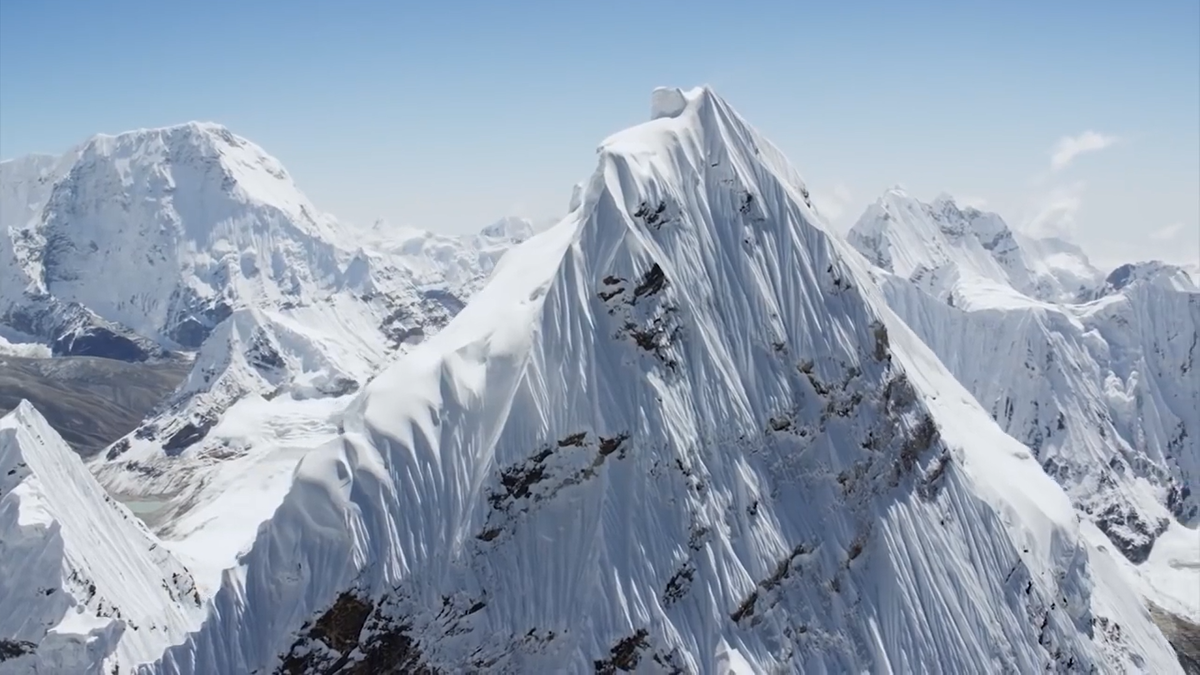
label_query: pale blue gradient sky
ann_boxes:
[2,0,1196,268]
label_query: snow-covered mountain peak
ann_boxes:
[601,84,816,216]
[137,86,1180,673]
[0,120,373,360]
[71,120,338,240]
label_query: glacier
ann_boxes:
[0,86,1192,673]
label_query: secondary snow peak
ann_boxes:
[849,188,1110,305]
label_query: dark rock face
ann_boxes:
[163,417,216,455]
[52,324,155,361]
[1105,264,1135,291]
[167,318,211,350]
[165,295,234,349]
[5,301,167,363]
[1093,503,1170,564]
[420,289,464,316]
[0,639,36,662]
[276,593,436,675]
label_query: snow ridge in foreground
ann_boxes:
[143,87,1180,673]
[0,402,203,674]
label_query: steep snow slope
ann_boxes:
[849,189,1103,304]
[145,87,1178,674]
[0,401,202,674]
[849,194,1200,624]
[1,151,170,361]
[0,126,530,627]
[84,220,529,605]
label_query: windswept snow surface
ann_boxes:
[0,402,202,674]
[849,192,1200,626]
[143,87,1179,674]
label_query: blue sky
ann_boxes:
[2,0,1197,267]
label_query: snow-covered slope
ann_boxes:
[0,127,532,628]
[88,215,529,531]
[141,87,1179,674]
[848,193,1200,626]
[0,146,170,361]
[1015,233,1109,299]
[0,401,202,674]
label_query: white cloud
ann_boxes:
[957,195,989,209]
[1024,181,1086,238]
[1149,222,1184,241]
[811,183,853,222]
[1050,131,1118,172]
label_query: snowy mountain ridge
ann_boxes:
[1098,260,1198,296]
[0,122,531,360]
[123,86,1180,673]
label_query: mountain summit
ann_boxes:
[136,87,1179,673]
